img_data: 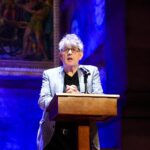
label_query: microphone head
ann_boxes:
[80,67,91,75]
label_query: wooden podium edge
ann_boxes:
[55,93,120,98]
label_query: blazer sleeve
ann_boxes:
[38,70,53,110]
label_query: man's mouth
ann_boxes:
[67,57,73,60]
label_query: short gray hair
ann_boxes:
[58,34,84,52]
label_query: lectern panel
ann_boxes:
[47,93,119,122]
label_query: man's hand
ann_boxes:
[65,85,79,93]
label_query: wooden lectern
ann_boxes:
[47,93,120,150]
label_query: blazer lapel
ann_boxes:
[78,66,85,93]
[55,66,65,93]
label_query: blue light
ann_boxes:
[70,0,105,62]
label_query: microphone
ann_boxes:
[80,67,91,76]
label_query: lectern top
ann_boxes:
[56,93,120,98]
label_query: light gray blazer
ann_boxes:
[37,65,103,150]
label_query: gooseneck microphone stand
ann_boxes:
[80,67,91,93]
[84,73,89,93]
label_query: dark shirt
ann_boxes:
[64,71,80,92]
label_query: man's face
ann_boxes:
[59,45,83,67]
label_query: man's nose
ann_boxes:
[68,49,72,54]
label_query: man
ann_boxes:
[37,34,103,150]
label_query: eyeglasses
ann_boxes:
[61,47,80,53]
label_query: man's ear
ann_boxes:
[79,52,83,60]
